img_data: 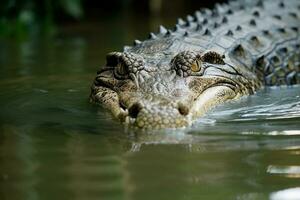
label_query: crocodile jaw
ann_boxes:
[190,85,237,119]
[123,85,237,129]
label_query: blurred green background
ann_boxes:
[0,0,224,39]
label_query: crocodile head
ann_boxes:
[90,50,259,129]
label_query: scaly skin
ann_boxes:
[90,0,300,129]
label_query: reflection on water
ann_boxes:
[267,165,300,178]
[270,187,300,200]
[1,17,300,200]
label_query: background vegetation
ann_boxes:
[0,0,84,37]
[0,0,224,39]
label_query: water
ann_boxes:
[1,17,300,200]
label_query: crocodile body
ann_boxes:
[90,0,300,129]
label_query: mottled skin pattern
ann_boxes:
[90,0,300,129]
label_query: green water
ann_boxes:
[1,16,300,200]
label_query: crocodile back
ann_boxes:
[126,0,300,86]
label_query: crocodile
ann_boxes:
[90,0,300,129]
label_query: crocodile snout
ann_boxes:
[127,101,190,128]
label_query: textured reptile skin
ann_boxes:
[90,0,300,128]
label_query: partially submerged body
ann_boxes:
[90,0,300,128]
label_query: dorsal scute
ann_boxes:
[125,0,300,75]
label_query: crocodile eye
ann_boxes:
[116,62,128,76]
[171,51,203,77]
[105,52,144,79]
[106,52,122,67]
[106,52,129,79]
[191,60,201,72]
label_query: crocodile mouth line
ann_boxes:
[188,83,237,120]
[117,81,238,128]
[94,68,241,128]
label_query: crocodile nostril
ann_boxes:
[128,102,143,118]
[177,102,189,116]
